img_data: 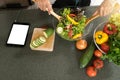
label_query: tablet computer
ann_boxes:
[7,22,30,46]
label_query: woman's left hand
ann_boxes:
[93,0,115,16]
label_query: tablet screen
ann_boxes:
[7,23,29,45]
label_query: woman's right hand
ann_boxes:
[35,0,53,13]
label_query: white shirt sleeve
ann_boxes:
[116,0,120,4]
[90,0,104,6]
[90,0,120,6]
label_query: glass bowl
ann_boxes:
[52,7,93,41]
[93,13,120,66]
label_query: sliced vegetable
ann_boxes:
[79,41,95,68]
[66,15,78,25]
[69,13,76,17]
[30,40,39,48]
[95,31,108,44]
[72,33,82,39]
[39,36,46,43]
[68,29,73,38]
[30,36,46,48]
[56,26,63,34]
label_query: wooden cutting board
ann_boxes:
[30,28,55,52]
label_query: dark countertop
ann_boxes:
[0,6,120,80]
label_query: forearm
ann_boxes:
[32,0,56,4]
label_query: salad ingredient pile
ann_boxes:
[56,8,87,41]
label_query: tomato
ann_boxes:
[94,49,103,58]
[69,14,76,17]
[86,66,97,77]
[76,39,87,50]
[93,58,104,69]
[68,29,73,38]
[100,42,110,53]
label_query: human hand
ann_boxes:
[34,0,53,14]
[93,0,115,16]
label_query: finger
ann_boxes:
[104,8,109,16]
[104,7,111,16]
[47,1,52,10]
[92,10,98,16]
[46,2,53,14]
[37,1,44,11]
[100,7,104,16]
[41,1,50,12]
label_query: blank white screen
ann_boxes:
[7,24,29,45]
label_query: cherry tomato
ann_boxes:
[68,29,73,38]
[93,58,104,69]
[86,66,97,77]
[69,14,76,17]
[100,43,110,53]
[76,39,87,50]
[94,49,103,58]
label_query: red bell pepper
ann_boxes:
[103,23,117,35]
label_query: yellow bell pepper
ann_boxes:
[72,33,82,39]
[67,15,78,25]
[95,31,108,44]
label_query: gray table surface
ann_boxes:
[0,6,120,80]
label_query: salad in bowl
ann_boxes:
[93,13,120,65]
[53,8,92,41]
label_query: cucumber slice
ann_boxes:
[30,37,46,48]
[35,38,43,45]
[56,27,63,34]
[43,28,54,38]
[30,44,35,48]
[30,43,37,48]
[32,40,39,47]
[30,41,39,48]
[30,35,47,49]
[39,36,46,43]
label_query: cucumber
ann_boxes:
[79,40,95,68]
[56,27,63,34]
[43,27,54,38]
[30,36,46,48]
